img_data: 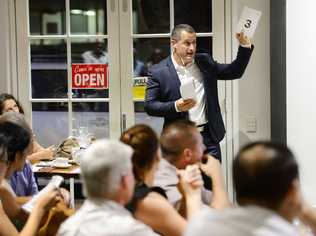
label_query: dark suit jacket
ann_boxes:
[144,46,254,143]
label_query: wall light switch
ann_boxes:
[246,116,257,133]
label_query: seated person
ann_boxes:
[0,93,55,163]
[9,160,38,197]
[0,112,39,197]
[155,120,231,209]
[58,139,158,236]
[0,93,54,197]
[120,124,203,236]
[185,141,304,236]
[0,112,70,223]
[0,120,60,236]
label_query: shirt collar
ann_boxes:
[171,53,195,72]
[86,198,131,214]
[244,205,298,234]
[160,158,178,173]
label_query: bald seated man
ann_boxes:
[154,119,230,209]
[185,141,304,236]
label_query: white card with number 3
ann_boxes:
[237,6,262,38]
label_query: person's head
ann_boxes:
[0,111,31,134]
[93,38,105,57]
[120,124,160,186]
[0,112,34,176]
[80,139,135,204]
[171,24,197,66]
[0,93,24,115]
[149,48,165,65]
[0,120,32,181]
[160,120,205,169]
[233,141,301,221]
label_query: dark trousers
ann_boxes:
[200,125,222,190]
[200,126,222,162]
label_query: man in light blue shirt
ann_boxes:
[10,161,38,196]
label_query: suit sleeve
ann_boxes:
[215,45,254,80]
[144,69,178,118]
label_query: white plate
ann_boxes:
[53,163,72,168]
[36,161,52,167]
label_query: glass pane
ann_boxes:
[70,0,107,35]
[72,102,109,138]
[32,102,69,147]
[29,0,66,35]
[132,0,170,34]
[134,102,164,135]
[71,39,108,98]
[133,38,168,135]
[196,37,212,55]
[30,39,67,98]
[174,0,212,33]
[133,38,170,77]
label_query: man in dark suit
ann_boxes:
[144,24,254,161]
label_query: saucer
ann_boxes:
[53,163,71,168]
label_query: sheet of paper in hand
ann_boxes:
[237,6,262,38]
[22,175,64,212]
[180,78,197,100]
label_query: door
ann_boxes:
[119,0,228,162]
[15,0,227,153]
[16,0,121,146]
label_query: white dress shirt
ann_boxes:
[57,199,158,236]
[171,55,208,126]
[171,43,251,126]
[184,205,299,236]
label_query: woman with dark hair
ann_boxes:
[0,93,24,114]
[0,93,55,163]
[0,120,59,236]
[120,124,202,236]
[0,93,55,197]
[0,112,38,198]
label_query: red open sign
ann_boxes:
[72,64,108,89]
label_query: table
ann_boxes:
[32,163,80,208]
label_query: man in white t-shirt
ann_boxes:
[81,41,108,64]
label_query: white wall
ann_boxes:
[0,0,17,95]
[220,0,270,200]
[287,0,316,204]
[0,0,10,92]
[231,0,271,148]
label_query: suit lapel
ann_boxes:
[195,56,208,77]
[166,57,188,118]
[166,57,181,98]
[195,56,211,94]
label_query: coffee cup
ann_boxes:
[54,157,68,165]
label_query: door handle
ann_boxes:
[122,113,127,132]
[110,0,116,12]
